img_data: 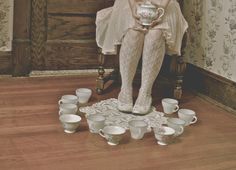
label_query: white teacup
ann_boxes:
[99,126,126,145]
[128,120,148,140]
[167,118,185,136]
[86,114,105,133]
[59,103,78,115]
[178,109,198,126]
[76,88,92,104]
[58,95,78,105]
[59,114,81,133]
[162,98,179,114]
[153,126,175,145]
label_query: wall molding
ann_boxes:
[0,51,12,74]
[184,64,236,111]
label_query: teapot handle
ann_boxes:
[156,7,165,20]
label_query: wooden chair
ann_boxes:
[96,0,187,99]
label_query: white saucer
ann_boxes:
[157,141,167,146]
[64,130,76,134]
[107,141,118,146]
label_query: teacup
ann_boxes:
[76,88,92,104]
[59,103,78,115]
[153,126,175,145]
[162,98,179,114]
[86,114,105,133]
[99,126,126,145]
[178,109,198,126]
[128,120,148,140]
[58,95,78,105]
[167,118,185,136]
[59,114,81,133]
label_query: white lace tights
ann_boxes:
[118,28,165,114]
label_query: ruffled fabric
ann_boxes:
[96,0,188,56]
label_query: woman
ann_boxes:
[96,0,188,115]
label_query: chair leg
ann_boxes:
[170,56,186,99]
[96,49,105,94]
[96,66,105,94]
[96,48,120,94]
[174,76,184,99]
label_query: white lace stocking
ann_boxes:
[134,29,165,114]
[118,29,144,110]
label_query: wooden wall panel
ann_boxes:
[6,0,116,74]
[47,0,114,14]
[47,15,96,40]
[185,64,236,111]
[12,0,31,76]
[45,40,98,69]
[0,52,12,74]
[31,0,47,70]
[29,0,116,71]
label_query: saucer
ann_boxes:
[157,141,167,146]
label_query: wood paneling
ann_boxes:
[185,64,236,111]
[0,51,12,74]
[12,0,31,76]
[31,0,47,70]
[30,0,115,71]
[45,40,98,69]
[47,15,96,40]
[47,0,114,14]
[0,76,235,170]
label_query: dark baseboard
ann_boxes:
[184,64,236,111]
[0,51,12,74]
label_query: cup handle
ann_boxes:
[178,126,184,135]
[59,110,62,115]
[173,105,179,112]
[58,100,63,105]
[156,7,165,20]
[146,126,152,133]
[190,116,198,125]
[99,129,106,138]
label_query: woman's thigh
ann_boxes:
[143,29,165,52]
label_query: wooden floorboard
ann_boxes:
[0,76,235,170]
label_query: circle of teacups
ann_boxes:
[161,98,179,114]
[128,120,148,140]
[59,103,78,115]
[86,114,105,133]
[59,114,81,133]
[99,126,126,146]
[178,109,198,126]
[167,118,185,136]
[153,125,176,145]
[76,88,92,104]
[58,95,78,105]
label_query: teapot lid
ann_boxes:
[140,0,156,9]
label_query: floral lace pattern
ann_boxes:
[79,98,166,130]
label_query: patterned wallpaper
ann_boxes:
[0,0,13,51]
[183,0,236,82]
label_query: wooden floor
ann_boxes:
[0,76,235,170]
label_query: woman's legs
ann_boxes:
[133,29,165,114]
[118,29,144,112]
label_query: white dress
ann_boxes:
[96,0,188,55]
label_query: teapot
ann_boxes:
[137,0,165,26]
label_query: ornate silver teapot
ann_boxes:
[137,0,165,26]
